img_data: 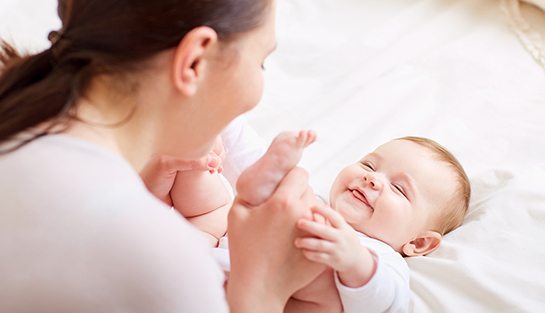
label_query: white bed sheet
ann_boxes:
[2,0,544,312]
[253,1,545,312]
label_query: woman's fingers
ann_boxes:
[212,136,226,162]
[145,154,212,175]
[139,154,217,206]
[275,167,309,198]
[269,167,312,218]
[209,136,225,173]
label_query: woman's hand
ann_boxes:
[294,204,377,288]
[226,167,327,313]
[210,135,226,174]
[139,136,224,206]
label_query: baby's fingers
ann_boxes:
[300,250,333,265]
[311,204,347,229]
[294,237,335,254]
[296,218,338,241]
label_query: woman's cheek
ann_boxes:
[245,74,264,113]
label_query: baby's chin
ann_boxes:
[340,217,392,247]
[359,229,403,253]
[350,223,368,236]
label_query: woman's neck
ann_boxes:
[62,75,158,172]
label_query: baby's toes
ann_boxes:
[298,130,317,148]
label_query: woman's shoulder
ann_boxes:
[88,206,229,312]
[0,134,229,312]
[0,135,145,216]
[0,134,135,187]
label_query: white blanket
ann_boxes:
[2,0,545,311]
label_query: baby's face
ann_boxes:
[329,139,456,253]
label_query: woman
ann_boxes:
[0,0,324,311]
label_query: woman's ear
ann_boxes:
[402,231,442,257]
[172,26,218,97]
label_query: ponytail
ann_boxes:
[0,41,88,154]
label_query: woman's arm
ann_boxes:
[227,167,326,312]
[142,154,325,312]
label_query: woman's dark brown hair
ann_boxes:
[0,0,270,153]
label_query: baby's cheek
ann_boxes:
[329,181,345,204]
[328,192,336,208]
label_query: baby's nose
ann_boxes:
[363,173,382,190]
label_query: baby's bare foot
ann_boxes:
[237,130,317,206]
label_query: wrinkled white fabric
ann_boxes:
[245,1,545,312]
[221,115,267,191]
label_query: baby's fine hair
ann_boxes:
[396,136,471,236]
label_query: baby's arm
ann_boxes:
[294,205,376,288]
[296,205,410,312]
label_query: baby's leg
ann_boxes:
[285,267,342,313]
[236,130,316,206]
[171,170,232,246]
[185,200,230,246]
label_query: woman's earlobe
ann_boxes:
[402,231,442,257]
[172,26,218,97]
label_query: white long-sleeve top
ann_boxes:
[221,114,267,190]
[337,232,410,313]
[0,134,228,313]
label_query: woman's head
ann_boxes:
[0,0,275,158]
[158,0,277,159]
[52,0,271,62]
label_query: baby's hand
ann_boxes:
[294,205,362,272]
[294,205,376,288]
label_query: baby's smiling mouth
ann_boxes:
[350,188,374,211]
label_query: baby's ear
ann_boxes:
[402,231,442,257]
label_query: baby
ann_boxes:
[170,130,317,247]
[171,132,470,313]
[286,136,471,312]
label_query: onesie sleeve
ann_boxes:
[221,114,267,189]
[335,242,410,313]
